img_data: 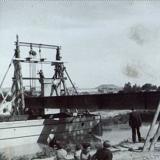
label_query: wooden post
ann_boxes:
[149,122,160,151]
[11,35,25,114]
[143,102,160,151]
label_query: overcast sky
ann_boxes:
[1,1,160,88]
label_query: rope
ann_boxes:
[29,60,32,90]
[39,46,43,70]
[0,54,14,89]
[0,54,14,109]
[64,68,78,95]
[64,68,79,113]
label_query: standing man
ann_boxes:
[129,107,142,143]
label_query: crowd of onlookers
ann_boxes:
[39,106,146,160]
[47,107,144,160]
[49,140,113,160]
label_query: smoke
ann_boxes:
[123,62,158,81]
[129,24,150,45]
[123,64,140,78]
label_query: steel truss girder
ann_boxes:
[25,91,160,110]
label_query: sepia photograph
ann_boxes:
[0,0,160,159]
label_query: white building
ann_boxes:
[96,84,122,94]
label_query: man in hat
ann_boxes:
[129,107,142,143]
[80,143,91,160]
[92,141,113,160]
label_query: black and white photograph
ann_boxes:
[1,0,160,159]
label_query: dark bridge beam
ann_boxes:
[25,91,160,110]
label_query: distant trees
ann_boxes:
[123,82,132,92]
[141,83,157,91]
[132,84,141,92]
[122,82,159,93]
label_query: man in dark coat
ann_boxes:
[129,107,142,143]
[92,141,113,160]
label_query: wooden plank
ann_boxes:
[143,102,160,151]
[13,58,64,65]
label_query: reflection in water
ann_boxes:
[100,124,150,145]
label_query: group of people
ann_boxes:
[48,107,142,160]
[49,140,113,160]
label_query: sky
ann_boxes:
[1,0,160,89]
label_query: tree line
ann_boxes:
[122,82,160,92]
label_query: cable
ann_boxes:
[0,54,14,109]
[39,46,43,70]
[64,68,78,95]
[0,54,14,89]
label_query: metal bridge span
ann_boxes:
[25,91,160,110]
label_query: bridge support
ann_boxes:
[143,101,160,151]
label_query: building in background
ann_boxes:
[96,84,122,94]
[68,84,122,95]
